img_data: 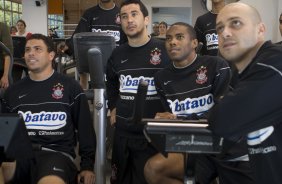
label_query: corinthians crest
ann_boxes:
[196,66,208,84]
[150,48,161,65]
[52,83,64,99]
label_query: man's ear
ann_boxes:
[257,22,266,38]
[192,39,198,49]
[144,16,149,27]
[49,51,56,60]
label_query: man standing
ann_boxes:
[194,0,225,56]
[1,34,96,184]
[106,1,169,183]
[0,22,13,89]
[150,22,159,37]
[144,22,253,184]
[68,0,125,89]
[209,3,282,184]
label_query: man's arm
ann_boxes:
[71,81,96,184]
[0,23,13,88]
[0,55,10,88]
[209,62,282,140]
[106,55,120,112]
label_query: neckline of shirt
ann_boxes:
[173,54,198,69]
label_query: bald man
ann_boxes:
[209,2,282,184]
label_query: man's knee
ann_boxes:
[38,175,66,184]
[144,154,167,183]
[145,154,166,175]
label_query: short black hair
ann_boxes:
[170,22,197,40]
[120,0,148,17]
[26,33,55,53]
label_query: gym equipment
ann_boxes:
[0,114,33,165]
[73,32,115,184]
[143,119,223,184]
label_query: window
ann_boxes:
[48,14,64,37]
[0,0,22,26]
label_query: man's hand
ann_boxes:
[110,108,116,125]
[155,112,176,119]
[0,75,9,89]
[78,170,95,184]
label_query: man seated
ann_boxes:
[1,34,96,184]
[144,22,254,184]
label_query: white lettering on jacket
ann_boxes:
[168,94,214,115]
[119,75,157,95]
[19,111,67,130]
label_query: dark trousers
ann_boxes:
[111,129,158,184]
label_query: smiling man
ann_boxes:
[144,22,254,184]
[1,34,96,184]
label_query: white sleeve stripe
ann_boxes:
[219,66,230,71]
[257,63,282,77]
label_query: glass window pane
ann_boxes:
[12,12,18,25]
[0,0,4,9]
[4,0,11,11]
[19,3,22,12]
[0,13,4,22]
[5,11,11,25]
[12,2,18,11]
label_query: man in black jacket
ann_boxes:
[1,34,96,184]
[144,22,254,184]
[209,3,282,184]
[68,0,124,89]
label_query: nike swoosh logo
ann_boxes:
[93,17,99,21]
[164,81,172,85]
[206,23,212,26]
[53,166,64,172]
[121,59,128,63]
[18,94,27,99]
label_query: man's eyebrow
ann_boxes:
[175,33,184,36]
[25,45,42,49]
[120,10,138,16]
[216,17,241,27]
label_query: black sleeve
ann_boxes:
[106,54,119,111]
[194,18,204,46]
[71,81,96,171]
[1,87,11,113]
[209,61,282,141]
